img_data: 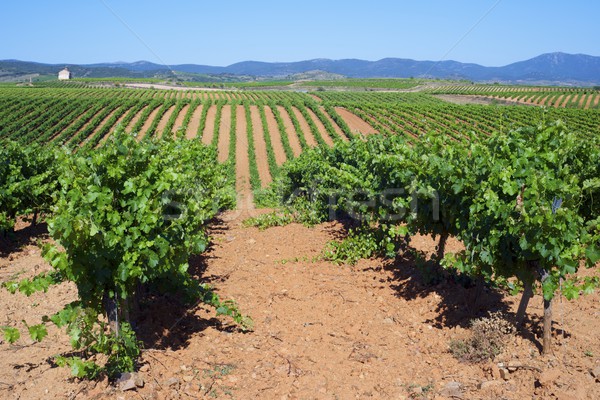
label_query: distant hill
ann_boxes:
[1,53,599,85]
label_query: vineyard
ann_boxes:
[1,81,600,399]
[426,85,600,109]
[1,84,599,209]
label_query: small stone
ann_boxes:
[554,390,578,400]
[166,377,180,387]
[247,238,256,245]
[117,372,137,392]
[478,380,502,390]
[139,364,150,372]
[180,365,188,371]
[183,375,194,383]
[507,361,518,372]
[499,368,510,381]
[491,364,501,379]
[383,317,394,325]
[590,366,600,379]
[440,381,462,398]
[538,368,561,387]
[410,386,422,395]
[117,372,141,391]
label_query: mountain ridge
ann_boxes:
[1,52,599,85]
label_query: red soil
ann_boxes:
[66,107,108,145]
[334,107,378,136]
[185,105,203,140]
[138,106,162,140]
[2,217,600,400]
[291,107,318,147]
[235,105,253,210]
[264,106,288,166]
[155,105,176,138]
[320,106,348,141]
[217,105,231,163]
[554,95,564,108]
[125,105,147,133]
[201,105,217,146]
[250,105,272,187]
[80,106,120,147]
[277,106,302,158]
[306,107,334,147]
[171,104,190,136]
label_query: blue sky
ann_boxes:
[2,0,598,67]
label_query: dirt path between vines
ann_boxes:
[217,105,231,163]
[1,217,600,400]
[138,106,162,140]
[306,107,334,147]
[125,105,147,134]
[186,104,203,139]
[156,105,176,138]
[201,105,217,145]
[235,105,253,210]
[320,106,348,141]
[291,107,318,147]
[277,106,303,158]
[171,104,190,136]
[80,106,120,147]
[264,106,288,166]
[334,107,378,135]
[250,105,272,187]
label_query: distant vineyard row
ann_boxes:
[1,86,598,206]
[424,85,600,109]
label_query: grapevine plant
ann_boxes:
[2,130,251,378]
[265,120,599,355]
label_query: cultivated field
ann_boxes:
[1,83,598,208]
[1,81,600,399]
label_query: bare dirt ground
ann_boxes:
[264,106,288,166]
[201,105,217,145]
[234,105,253,210]
[156,106,176,138]
[554,95,565,108]
[277,106,303,158]
[186,105,203,140]
[434,95,534,107]
[1,216,600,400]
[125,106,147,133]
[249,105,272,187]
[291,107,318,148]
[334,107,378,136]
[138,106,162,140]
[172,104,190,136]
[320,107,348,142]
[305,108,334,147]
[66,107,107,146]
[217,106,231,163]
[124,84,234,92]
[80,107,120,147]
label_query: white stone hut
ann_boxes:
[58,67,72,80]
